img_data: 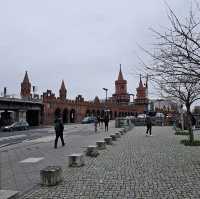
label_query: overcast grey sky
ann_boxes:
[0,0,191,100]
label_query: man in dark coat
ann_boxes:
[146,115,152,136]
[97,115,101,127]
[54,118,65,148]
[104,114,109,132]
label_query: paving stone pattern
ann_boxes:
[0,122,119,195]
[21,127,200,199]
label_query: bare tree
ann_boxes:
[147,3,200,79]
[159,71,200,142]
[145,3,200,143]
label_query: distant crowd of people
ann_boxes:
[54,114,110,148]
[94,114,110,132]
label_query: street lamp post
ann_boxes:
[103,88,108,102]
[102,88,108,118]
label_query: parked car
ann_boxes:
[155,112,165,118]
[81,116,96,124]
[2,121,29,131]
[137,114,146,118]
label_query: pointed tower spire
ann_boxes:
[21,71,31,98]
[139,74,143,88]
[23,71,30,83]
[59,80,67,100]
[118,64,124,81]
[146,74,148,88]
[61,80,66,90]
[113,64,129,103]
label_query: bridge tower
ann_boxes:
[21,71,31,99]
[59,80,67,100]
[112,64,130,104]
[135,74,149,113]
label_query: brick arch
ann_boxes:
[85,110,91,117]
[92,109,96,116]
[70,109,76,123]
[63,108,69,124]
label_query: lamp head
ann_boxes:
[103,88,108,91]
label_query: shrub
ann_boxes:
[180,139,200,146]
[175,130,189,135]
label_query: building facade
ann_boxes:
[0,71,42,127]
[17,67,149,125]
[39,67,148,124]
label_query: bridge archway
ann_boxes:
[63,109,69,124]
[70,109,76,123]
[92,110,96,116]
[85,110,91,117]
[27,110,40,126]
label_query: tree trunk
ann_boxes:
[186,105,194,143]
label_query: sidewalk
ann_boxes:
[20,126,200,199]
[0,121,118,197]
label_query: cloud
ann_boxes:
[0,0,191,99]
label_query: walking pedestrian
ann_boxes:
[97,115,101,127]
[54,118,65,148]
[94,117,98,132]
[146,115,152,136]
[100,116,104,128]
[104,114,109,132]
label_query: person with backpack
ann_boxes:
[94,117,98,133]
[54,118,65,148]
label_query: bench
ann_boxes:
[40,166,63,186]
[68,153,85,167]
[104,137,112,145]
[96,141,106,150]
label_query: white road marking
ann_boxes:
[20,157,44,163]
[0,134,26,142]
[23,135,55,143]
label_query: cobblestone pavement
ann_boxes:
[21,126,200,199]
[0,122,118,195]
